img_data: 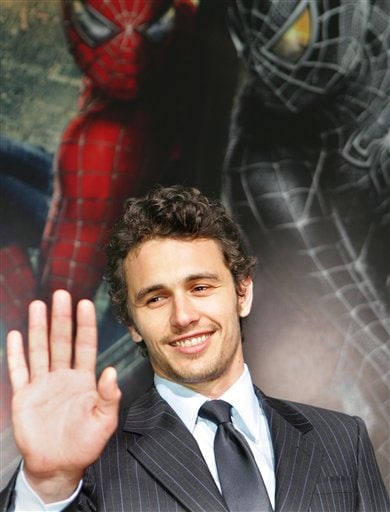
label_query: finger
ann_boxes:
[74,299,97,372]
[28,299,49,380]
[7,330,29,393]
[97,367,121,415]
[50,290,73,370]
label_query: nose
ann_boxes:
[170,294,200,329]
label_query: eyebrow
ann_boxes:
[134,272,221,303]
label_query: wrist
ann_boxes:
[23,466,83,504]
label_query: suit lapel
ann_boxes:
[123,387,228,512]
[259,391,323,512]
[122,385,323,512]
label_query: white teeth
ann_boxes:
[172,334,209,347]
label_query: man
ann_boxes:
[1,185,388,511]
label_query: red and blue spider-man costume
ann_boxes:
[0,0,198,473]
[1,0,197,332]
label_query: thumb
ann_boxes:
[97,366,121,414]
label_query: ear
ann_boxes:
[128,325,143,343]
[237,277,253,318]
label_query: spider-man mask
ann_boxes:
[62,0,192,99]
[228,0,369,111]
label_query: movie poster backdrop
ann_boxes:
[1,0,388,490]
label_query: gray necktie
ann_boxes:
[199,399,273,512]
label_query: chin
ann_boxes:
[168,365,226,386]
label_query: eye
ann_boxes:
[192,285,210,294]
[148,295,164,304]
[138,7,176,44]
[270,6,311,62]
[145,294,168,308]
[70,0,120,47]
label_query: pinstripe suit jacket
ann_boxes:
[1,386,389,511]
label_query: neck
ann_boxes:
[163,360,246,399]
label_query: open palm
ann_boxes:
[7,290,121,502]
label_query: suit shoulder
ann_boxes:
[285,399,363,428]
[258,387,365,437]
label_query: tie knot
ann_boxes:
[198,399,232,425]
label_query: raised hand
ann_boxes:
[6,290,121,503]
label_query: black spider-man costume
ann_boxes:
[224,0,389,485]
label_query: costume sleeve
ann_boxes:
[355,416,389,511]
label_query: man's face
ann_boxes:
[124,237,253,396]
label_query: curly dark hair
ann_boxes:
[105,185,256,326]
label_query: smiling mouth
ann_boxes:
[170,333,211,348]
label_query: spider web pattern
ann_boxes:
[229,0,376,112]
[225,0,389,485]
[63,0,174,99]
[38,0,197,304]
[39,102,155,304]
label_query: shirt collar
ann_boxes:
[154,364,263,443]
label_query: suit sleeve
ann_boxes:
[0,468,96,512]
[0,471,17,512]
[61,466,97,512]
[354,416,389,511]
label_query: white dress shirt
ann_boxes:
[14,364,275,511]
[155,364,275,509]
